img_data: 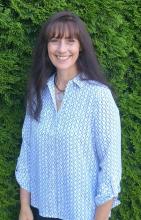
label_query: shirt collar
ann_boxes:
[47,73,86,89]
[72,74,85,88]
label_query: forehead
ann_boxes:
[47,21,80,39]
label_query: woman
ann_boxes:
[15,11,121,220]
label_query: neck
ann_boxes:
[56,69,78,89]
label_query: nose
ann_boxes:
[57,40,67,53]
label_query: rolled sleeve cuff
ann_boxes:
[95,182,121,208]
[15,159,30,192]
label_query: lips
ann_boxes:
[56,55,71,61]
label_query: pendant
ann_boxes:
[56,91,64,102]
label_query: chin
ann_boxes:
[55,65,73,71]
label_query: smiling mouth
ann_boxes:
[56,55,71,61]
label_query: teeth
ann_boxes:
[57,56,70,60]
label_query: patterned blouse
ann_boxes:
[15,74,121,220]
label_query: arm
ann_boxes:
[94,87,122,219]
[15,111,33,219]
[95,199,113,220]
[15,111,31,192]
[20,188,31,209]
[19,188,33,220]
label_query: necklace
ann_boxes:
[54,74,66,102]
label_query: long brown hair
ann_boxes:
[27,11,108,120]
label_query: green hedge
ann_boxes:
[0,0,141,219]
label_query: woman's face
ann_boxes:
[47,35,80,75]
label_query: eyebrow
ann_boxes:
[50,36,77,39]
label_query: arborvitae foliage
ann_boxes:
[0,0,141,219]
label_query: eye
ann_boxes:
[49,38,59,43]
[65,38,77,45]
[67,38,75,43]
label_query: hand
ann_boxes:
[19,205,33,220]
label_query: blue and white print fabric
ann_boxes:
[15,74,121,220]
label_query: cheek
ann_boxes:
[47,46,56,63]
[73,48,80,59]
[47,44,56,54]
[72,45,80,56]
[47,45,52,55]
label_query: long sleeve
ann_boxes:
[94,87,121,208]
[15,111,31,192]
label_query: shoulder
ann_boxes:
[81,79,112,99]
[82,80,119,111]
